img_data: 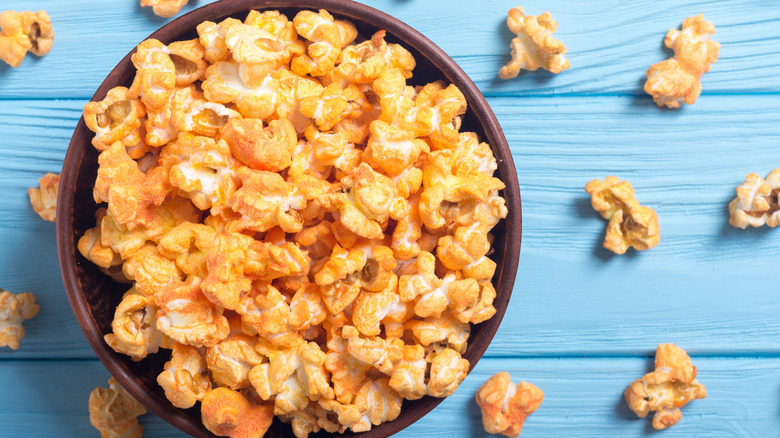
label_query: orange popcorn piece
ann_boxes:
[0,288,39,350]
[203,61,282,119]
[168,38,207,86]
[157,342,212,409]
[645,14,720,108]
[171,85,240,137]
[476,372,544,437]
[348,378,403,432]
[398,251,480,319]
[201,387,274,438]
[140,0,190,19]
[120,242,183,297]
[625,343,707,430]
[158,222,216,278]
[104,287,166,360]
[427,347,469,397]
[236,283,299,345]
[0,10,53,68]
[155,277,230,348]
[437,222,496,280]
[228,167,307,233]
[324,326,372,404]
[388,345,428,400]
[28,172,59,222]
[314,244,366,286]
[207,333,264,390]
[499,7,570,78]
[83,87,146,152]
[221,118,296,171]
[197,20,228,64]
[406,310,471,354]
[220,17,291,68]
[291,9,358,77]
[415,80,467,150]
[728,169,780,229]
[128,39,176,111]
[299,82,352,131]
[363,120,429,177]
[585,176,660,254]
[244,10,305,56]
[454,280,497,325]
[334,30,415,84]
[89,377,147,438]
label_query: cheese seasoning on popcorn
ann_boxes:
[498,6,570,79]
[0,288,40,350]
[728,168,780,229]
[0,10,53,68]
[78,8,508,437]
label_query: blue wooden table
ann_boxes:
[2,0,780,436]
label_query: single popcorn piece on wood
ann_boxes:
[89,377,147,438]
[499,7,570,79]
[140,0,191,19]
[201,387,274,438]
[0,10,53,67]
[475,372,543,437]
[645,14,720,108]
[624,343,707,430]
[585,176,660,255]
[28,172,59,222]
[728,169,780,228]
[0,288,39,350]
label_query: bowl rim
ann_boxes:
[57,0,522,437]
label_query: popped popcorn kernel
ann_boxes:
[83,87,146,152]
[140,0,191,19]
[157,342,211,409]
[0,288,39,350]
[645,14,720,108]
[88,377,147,438]
[28,172,59,222]
[476,372,543,437]
[291,9,357,77]
[0,10,53,68]
[585,176,660,254]
[427,347,469,397]
[499,7,570,79]
[201,387,274,438]
[728,169,780,228]
[624,343,707,430]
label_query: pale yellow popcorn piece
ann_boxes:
[363,120,429,177]
[499,7,570,78]
[207,333,264,390]
[88,377,147,438]
[235,283,300,347]
[334,30,416,84]
[324,326,371,404]
[78,210,123,271]
[158,222,216,278]
[83,87,146,152]
[348,378,403,432]
[28,172,59,222]
[728,169,780,228]
[388,344,428,400]
[645,14,720,108]
[476,372,544,438]
[203,60,282,119]
[625,343,707,430]
[352,286,411,338]
[0,288,39,350]
[0,10,53,68]
[201,387,274,438]
[196,20,228,64]
[427,347,469,397]
[220,17,290,68]
[398,251,480,319]
[140,0,190,19]
[437,222,496,280]
[157,342,211,409]
[104,287,166,360]
[128,39,176,111]
[585,176,660,254]
[292,9,358,77]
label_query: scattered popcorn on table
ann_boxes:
[624,343,707,430]
[728,169,780,228]
[0,288,39,350]
[79,7,509,436]
[499,7,570,79]
[475,372,543,437]
[645,14,720,108]
[140,0,191,19]
[0,10,53,68]
[28,172,60,222]
[88,377,147,438]
[585,176,660,255]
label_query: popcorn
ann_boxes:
[171,85,241,137]
[388,345,427,400]
[120,243,183,297]
[128,39,176,111]
[140,0,190,19]
[83,87,146,152]
[157,342,211,409]
[197,20,228,64]
[437,222,496,280]
[299,82,349,131]
[415,81,467,150]
[398,251,480,319]
[220,17,291,68]
[104,287,166,360]
[203,61,282,119]
[363,120,429,177]
[0,10,53,68]
[154,277,230,348]
[227,166,308,233]
[624,343,707,430]
[0,288,39,350]
[728,169,780,228]
[206,333,264,390]
[89,377,147,438]
[158,222,216,278]
[499,7,570,78]
[201,387,274,438]
[585,176,660,254]
[169,38,208,86]
[645,14,720,108]
[406,310,471,354]
[427,347,469,397]
[291,9,358,77]
[349,378,403,431]
[351,284,411,338]
[475,372,544,437]
[334,30,415,84]
[28,172,59,222]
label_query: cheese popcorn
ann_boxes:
[0,288,39,350]
[645,14,720,108]
[88,377,147,438]
[499,7,570,79]
[624,343,707,430]
[585,176,660,254]
[475,372,544,437]
[79,8,509,436]
[0,10,53,68]
[28,172,59,222]
[728,169,780,228]
[140,0,191,19]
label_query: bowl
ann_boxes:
[57,1,521,437]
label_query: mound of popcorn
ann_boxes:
[78,8,507,437]
[475,372,543,437]
[0,10,53,68]
[140,0,192,19]
[89,377,148,438]
[499,6,570,79]
[0,288,40,350]
[624,343,707,430]
[644,14,720,108]
[728,169,780,229]
[585,176,659,255]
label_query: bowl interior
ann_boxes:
[57,1,521,437]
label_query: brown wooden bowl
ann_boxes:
[57,1,521,437]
